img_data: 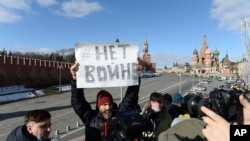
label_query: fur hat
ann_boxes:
[96,90,113,107]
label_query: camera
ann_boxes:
[181,89,244,124]
[111,110,147,141]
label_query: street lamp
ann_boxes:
[179,73,182,93]
[241,16,250,83]
[192,73,194,87]
[120,86,123,102]
[58,66,63,93]
[179,65,182,93]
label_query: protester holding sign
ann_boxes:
[70,60,142,141]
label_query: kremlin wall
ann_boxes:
[0,55,73,87]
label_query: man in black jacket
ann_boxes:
[6,109,52,141]
[70,62,141,141]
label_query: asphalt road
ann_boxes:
[0,73,225,141]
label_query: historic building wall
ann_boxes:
[0,55,73,87]
[191,34,240,76]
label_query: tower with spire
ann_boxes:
[140,37,156,71]
[141,37,151,65]
[115,37,156,72]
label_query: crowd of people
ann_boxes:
[69,62,250,141]
[6,61,250,141]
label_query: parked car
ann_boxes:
[218,76,227,81]
[139,71,155,78]
[192,84,207,91]
[200,79,211,84]
[188,89,203,96]
[193,74,198,77]
[153,72,161,77]
[226,79,236,84]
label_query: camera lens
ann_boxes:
[182,94,207,117]
[182,89,243,122]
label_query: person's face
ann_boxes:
[99,102,113,119]
[26,118,51,140]
[151,101,163,112]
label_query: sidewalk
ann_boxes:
[69,136,85,141]
[0,85,71,103]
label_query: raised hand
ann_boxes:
[70,62,79,80]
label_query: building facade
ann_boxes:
[191,34,242,77]
[115,37,156,72]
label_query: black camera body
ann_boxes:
[182,89,244,124]
[111,110,147,141]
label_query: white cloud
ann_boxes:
[36,0,58,7]
[0,0,104,23]
[0,0,31,23]
[210,0,250,33]
[12,45,54,54]
[58,0,104,18]
[0,0,31,10]
[0,7,22,23]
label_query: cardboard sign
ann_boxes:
[75,42,139,88]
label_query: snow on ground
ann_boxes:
[0,92,36,102]
[0,85,34,94]
[0,85,71,103]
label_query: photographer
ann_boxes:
[201,94,250,141]
[158,89,250,141]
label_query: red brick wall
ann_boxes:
[0,55,73,87]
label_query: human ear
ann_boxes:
[26,123,33,134]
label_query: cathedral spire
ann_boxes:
[143,37,149,53]
[203,34,206,40]
[200,34,208,58]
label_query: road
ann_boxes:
[0,73,224,141]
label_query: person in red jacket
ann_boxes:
[70,62,141,141]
